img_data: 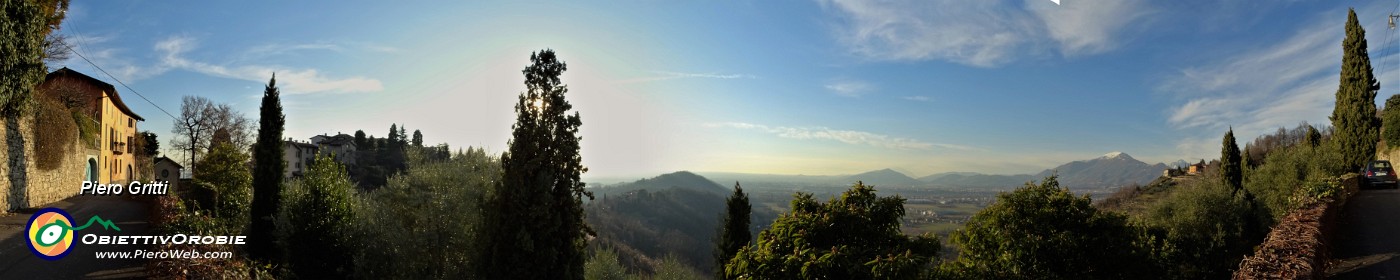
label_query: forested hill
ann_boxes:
[585,172,777,275]
[591,171,728,197]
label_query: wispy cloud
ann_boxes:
[901,95,932,102]
[705,122,977,151]
[1161,15,1340,135]
[825,80,873,97]
[655,71,755,79]
[239,41,401,61]
[613,70,756,84]
[154,36,382,94]
[1160,5,1396,159]
[817,0,1153,67]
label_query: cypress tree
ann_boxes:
[412,129,423,147]
[715,182,751,279]
[1331,8,1381,171]
[1306,124,1322,148]
[1221,128,1242,191]
[481,49,591,279]
[249,74,285,261]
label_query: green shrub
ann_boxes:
[950,175,1157,280]
[1244,143,1345,218]
[192,142,252,235]
[280,154,358,279]
[1142,176,1268,279]
[585,246,633,280]
[654,254,705,280]
[726,182,940,279]
[354,147,496,279]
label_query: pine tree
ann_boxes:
[249,74,285,261]
[1221,128,1242,191]
[1331,8,1381,171]
[714,182,751,279]
[481,49,591,279]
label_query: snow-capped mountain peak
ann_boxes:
[1102,151,1127,159]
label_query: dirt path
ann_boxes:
[0,195,151,279]
[1328,188,1400,279]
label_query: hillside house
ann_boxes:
[310,133,357,166]
[284,140,319,178]
[39,68,144,184]
[1188,163,1206,175]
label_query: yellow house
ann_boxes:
[39,68,144,184]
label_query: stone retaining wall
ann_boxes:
[1233,174,1360,279]
[1,114,86,211]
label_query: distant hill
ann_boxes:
[592,171,728,197]
[919,172,1035,189]
[1033,152,1168,189]
[844,168,921,187]
[585,172,777,275]
[918,152,1167,190]
[696,152,1169,191]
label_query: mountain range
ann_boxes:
[696,151,1172,190]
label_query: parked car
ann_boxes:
[1362,160,1399,189]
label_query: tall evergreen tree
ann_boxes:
[714,182,751,279]
[1221,128,1243,191]
[388,124,399,145]
[1306,124,1322,148]
[249,74,285,261]
[412,129,423,147]
[1331,8,1381,171]
[481,49,591,279]
[354,130,366,148]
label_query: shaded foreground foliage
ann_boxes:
[725,182,940,279]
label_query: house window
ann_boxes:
[161,169,169,178]
[128,118,133,128]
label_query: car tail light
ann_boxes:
[1368,170,1375,176]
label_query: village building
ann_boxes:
[38,68,144,184]
[283,140,319,178]
[310,133,357,166]
[154,156,183,192]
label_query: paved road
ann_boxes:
[1329,188,1400,279]
[0,195,150,279]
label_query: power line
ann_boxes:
[58,39,178,121]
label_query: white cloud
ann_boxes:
[825,80,873,97]
[153,36,382,94]
[705,122,977,151]
[818,0,1153,67]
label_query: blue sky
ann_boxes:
[51,0,1400,179]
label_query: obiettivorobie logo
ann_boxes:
[25,208,121,260]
